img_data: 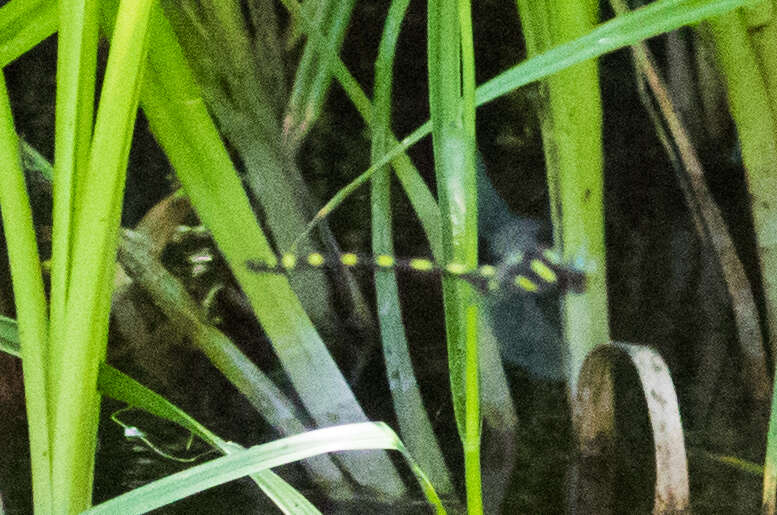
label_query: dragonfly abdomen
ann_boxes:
[245,248,585,296]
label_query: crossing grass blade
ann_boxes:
[84,422,445,515]
[0,0,57,66]
[0,72,51,513]
[427,1,481,512]
[289,0,758,244]
[370,0,455,499]
[106,2,407,497]
[0,314,321,514]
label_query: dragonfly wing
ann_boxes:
[485,291,565,381]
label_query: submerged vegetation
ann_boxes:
[0,0,775,513]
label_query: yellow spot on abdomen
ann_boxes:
[530,259,557,284]
[307,252,325,267]
[281,253,297,269]
[515,275,538,292]
[340,253,359,266]
[478,264,496,278]
[375,254,395,268]
[409,258,434,271]
[445,262,467,275]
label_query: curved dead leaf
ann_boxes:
[573,342,689,514]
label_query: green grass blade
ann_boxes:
[514,0,609,394]
[85,422,445,515]
[371,0,455,499]
[0,73,51,513]
[100,3,406,496]
[295,0,756,241]
[49,0,98,427]
[117,228,354,496]
[0,0,57,66]
[427,0,481,512]
[284,0,356,148]
[51,0,155,509]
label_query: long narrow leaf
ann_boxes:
[0,73,51,513]
[371,0,455,500]
[295,0,757,241]
[104,3,407,495]
[0,0,57,66]
[427,1,481,512]
[51,0,155,508]
[85,422,445,515]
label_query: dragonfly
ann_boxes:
[244,158,586,380]
[246,154,588,296]
[244,246,586,297]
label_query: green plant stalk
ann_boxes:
[0,73,52,513]
[49,0,156,509]
[744,1,777,136]
[292,0,756,250]
[0,0,57,66]
[514,0,608,395]
[428,0,481,512]
[116,229,354,497]
[161,1,346,333]
[284,0,356,148]
[704,10,777,511]
[457,2,482,511]
[118,3,406,496]
[0,312,321,514]
[49,0,98,428]
[371,0,455,499]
